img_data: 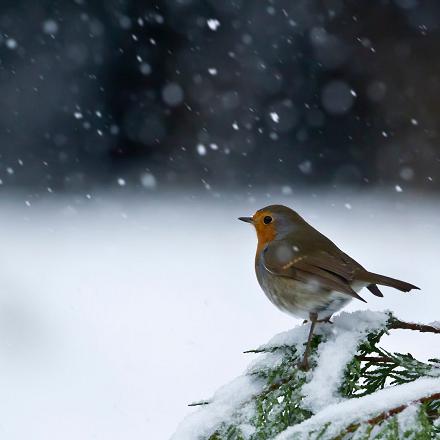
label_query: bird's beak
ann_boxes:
[238,216,253,224]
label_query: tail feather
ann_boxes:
[360,271,420,292]
[367,284,384,297]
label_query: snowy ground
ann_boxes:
[0,189,438,439]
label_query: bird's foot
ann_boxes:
[316,317,333,324]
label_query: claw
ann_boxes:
[317,317,333,324]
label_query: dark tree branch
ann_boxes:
[388,319,440,334]
[188,401,210,407]
[189,317,440,409]
[337,392,440,439]
[356,355,393,363]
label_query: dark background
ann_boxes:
[1,0,439,193]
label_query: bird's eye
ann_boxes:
[263,216,272,224]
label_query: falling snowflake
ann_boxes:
[298,160,312,174]
[162,83,184,107]
[207,19,220,31]
[140,63,152,75]
[42,19,59,35]
[197,144,207,156]
[281,185,292,195]
[5,38,17,49]
[201,179,211,190]
[140,172,157,189]
[270,112,280,123]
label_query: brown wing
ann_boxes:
[262,241,367,303]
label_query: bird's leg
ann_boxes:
[298,312,318,371]
[317,316,333,324]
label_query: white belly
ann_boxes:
[256,262,365,320]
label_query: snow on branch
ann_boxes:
[172,311,440,440]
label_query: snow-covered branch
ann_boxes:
[173,311,440,440]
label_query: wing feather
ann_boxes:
[262,243,367,303]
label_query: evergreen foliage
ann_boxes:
[178,312,440,440]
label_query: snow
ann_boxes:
[301,311,389,412]
[5,38,17,49]
[171,311,389,439]
[172,307,437,439]
[197,143,207,155]
[42,19,59,35]
[298,160,312,174]
[139,63,152,75]
[171,375,265,440]
[140,172,157,189]
[270,112,280,123]
[207,19,221,31]
[0,191,438,439]
[281,185,293,195]
[275,377,440,439]
[396,404,420,434]
[162,83,184,107]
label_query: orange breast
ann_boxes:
[255,222,276,254]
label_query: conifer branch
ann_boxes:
[183,313,440,439]
[188,401,210,407]
[336,392,440,439]
[388,318,440,334]
[355,355,393,363]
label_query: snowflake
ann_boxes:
[207,19,220,31]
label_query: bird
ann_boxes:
[239,204,419,370]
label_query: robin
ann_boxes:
[239,204,419,370]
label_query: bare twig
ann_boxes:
[243,344,294,354]
[389,319,440,334]
[188,401,210,407]
[355,355,393,363]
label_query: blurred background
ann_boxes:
[0,0,439,194]
[0,1,439,439]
